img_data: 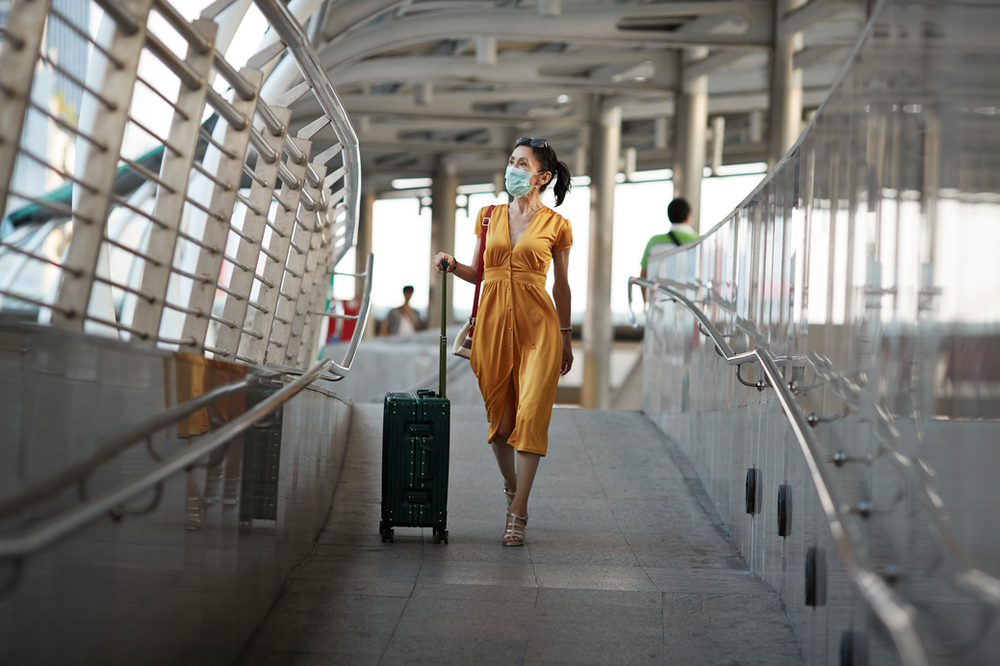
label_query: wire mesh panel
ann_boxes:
[0,0,362,370]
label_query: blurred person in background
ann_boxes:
[379,285,422,336]
[640,197,699,302]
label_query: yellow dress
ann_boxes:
[470,204,573,456]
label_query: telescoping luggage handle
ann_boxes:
[438,256,448,398]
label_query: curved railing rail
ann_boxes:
[0,376,251,521]
[0,357,335,563]
[628,276,928,666]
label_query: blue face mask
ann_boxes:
[505,165,541,198]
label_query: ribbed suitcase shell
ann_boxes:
[380,390,450,542]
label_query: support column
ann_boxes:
[653,116,668,150]
[749,110,764,143]
[672,47,708,233]
[428,162,457,327]
[768,0,806,168]
[582,97,621,410]
[356,191,375,297]
[710,116,726,175]
[356,191,376,340]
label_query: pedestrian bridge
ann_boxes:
[2,1,1000,665]
[237,404,803,665]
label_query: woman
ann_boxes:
[433,137,574,546]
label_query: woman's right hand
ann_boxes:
[432,252,455,274]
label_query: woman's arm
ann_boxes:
[432,235,480,284]
[552,248,574,376]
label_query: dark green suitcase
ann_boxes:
[380,258,453,544]
[380,390,450,543]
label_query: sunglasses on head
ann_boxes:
[515,136,548,148]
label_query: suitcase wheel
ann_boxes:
[379,521,394,544]
[432,527,449,545]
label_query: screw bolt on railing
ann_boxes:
[883,564,902,585]
[855,501,873,519]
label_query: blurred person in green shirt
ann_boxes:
[639,198,698,303]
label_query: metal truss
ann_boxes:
[0,0,362,369]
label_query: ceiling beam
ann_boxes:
[326,50,679,91]
[317,2,774,72]
[781,0,857,37]
[793,44,851,69]
[685,49,757,80]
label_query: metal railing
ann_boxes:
[0,0,362,371]
[0,357,336,562]
[0,0,374,591]
[0,249,373,525]
[628,275,928,666]
[0,248,372,572]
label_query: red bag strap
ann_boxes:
[470,205,495,325]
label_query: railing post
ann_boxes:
[295,245,333,368]
[271,162,326,366]
[216,107,291,361]
[129,19,218,341]
[52,0,154,329]
[238,136,310,364]
[295,205,338,368]
[179,67,262,352]
[0,0,52,219]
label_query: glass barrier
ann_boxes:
[639,1,1000,664]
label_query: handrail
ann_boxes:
[0,250,372,528]
[333,252,373,372]
[627,276,929,666]
[0,376,255,520]
[0,358,336,561]
[277,251,374,380]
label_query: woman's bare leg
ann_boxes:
[490,376,518,493]
[503,451,539,544]
[509,451,540,518]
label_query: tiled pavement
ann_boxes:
[236,404,803,666]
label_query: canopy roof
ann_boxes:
[291,0,868,190]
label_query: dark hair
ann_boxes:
[518,142,573,207]
[667,198,691,224]
[402,285,414,294]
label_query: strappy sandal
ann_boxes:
[502,511,528,547]
[503,486,516,509]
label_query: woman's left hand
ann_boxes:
[560,335,574,376]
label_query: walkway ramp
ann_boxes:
[238,405,803,665]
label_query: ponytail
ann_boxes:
[551,160,572,207]
[532,145,573,207]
